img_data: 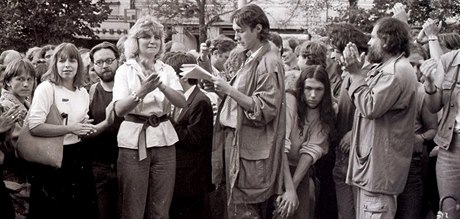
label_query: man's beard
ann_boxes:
[98,70,115,82]
[367,45,383,64]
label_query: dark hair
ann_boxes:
[3,59,36,89]
[212,35,237,54]
[298,41,327,68]
[37,44,56,59]
[439,33,460,51]
[375,17,411,57]
[269,32,283,49]
[285,37,299,52]
[89,41,120,63]
[163,51,198,85]
[327,22,369,53]
[231,4,270,41]
[293,65,335,139]
[46,43,85,88]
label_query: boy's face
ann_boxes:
[233,20,261,52]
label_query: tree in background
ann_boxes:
[0,0,111,52]
[148,0,251,43]
[332,0,460,34]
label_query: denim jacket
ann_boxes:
[433,50,460,150]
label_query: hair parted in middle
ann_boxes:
[293,65,336,140]
[124,15,165,60]
[45,42,85,88]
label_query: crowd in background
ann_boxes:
[0,2,459,219]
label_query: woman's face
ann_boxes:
[56,56,78,82]
[138,31,161,57]
[7,72,34,98]
[303,78,325,109]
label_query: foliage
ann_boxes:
[0,0,111,52]
[332,0,460,33]
[147,0,239,43]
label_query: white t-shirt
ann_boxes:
[113,59,183,149]
[28,81,90,145]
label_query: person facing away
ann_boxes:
[164,52,214,219]
[342,17,418,218]
[210,4,285,219]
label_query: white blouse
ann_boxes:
[28,81,90,145]
[113,59,183,149]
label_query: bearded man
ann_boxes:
[342,17,418,218]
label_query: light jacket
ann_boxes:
[211,42,285,204]
[346,55,418,195]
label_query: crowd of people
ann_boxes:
[0,2,459,219]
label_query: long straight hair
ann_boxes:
[45,43,85,88]
[292,65,336,139]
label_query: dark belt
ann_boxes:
[125,114,170,161]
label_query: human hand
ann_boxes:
[339,131,352,153]
[70,123,98,136]
[0,105,21,133]
[392,3,410,23]
[139,62,162,96]
[212,76,233,96]
[420,59,439,86]
[422,18,442,38]
[275,191,299,218]
[342,42,365,74]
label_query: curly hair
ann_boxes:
[124,15,165,60]
[326,22,369,54]
[375,17,411,57]
[292,65,336,139]
[231,4,270,41]
[298,41,327,68]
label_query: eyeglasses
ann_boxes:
[94,58,116,67]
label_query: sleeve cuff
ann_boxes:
[300,144,326,164]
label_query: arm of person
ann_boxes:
[348,69,406,119]
[213,55,283,125]
[422,19,443,60]
[276,153,299,218]
[158,82,186,108]
[421,59,444,113]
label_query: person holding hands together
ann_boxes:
[112,15,186,219]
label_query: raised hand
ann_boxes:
[342,42,365,74]
[392,3,410,23]
[422,18,442,38]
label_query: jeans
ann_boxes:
[117,146,176,219]
[333,149,356,219]
[356,188,397,219]
[436,133,460,219]
[92,162,118,219]
[395,155,424,219]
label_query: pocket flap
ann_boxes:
[240,148,270,160]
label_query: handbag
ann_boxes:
[17,84,64,168]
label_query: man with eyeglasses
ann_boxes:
[85,41,123,219]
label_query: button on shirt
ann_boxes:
[113,59,183,149]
